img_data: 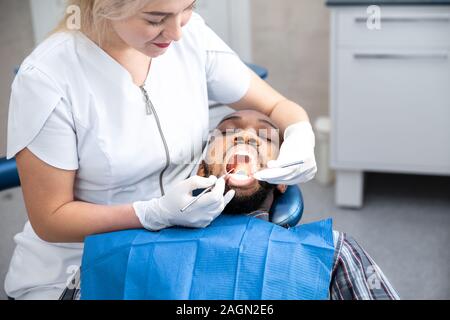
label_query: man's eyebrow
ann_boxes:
[217,115,278,130]
[143,0,196,16]
[258,119,278,130]
[217,115,242,126]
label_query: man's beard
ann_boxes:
[223,182,275,215]
[203,162,275,215]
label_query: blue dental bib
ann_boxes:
[81,215,334,300]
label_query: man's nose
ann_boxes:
[234,136,245,145]
[162,15,183,41]
[233,133,257,146]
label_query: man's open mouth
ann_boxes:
[224,146,259,188]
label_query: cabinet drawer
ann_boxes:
[332,48,450,173]
[335,6,450,48]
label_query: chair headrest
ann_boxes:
[270,185,304,228]
[193,184,304,228]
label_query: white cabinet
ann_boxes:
[336,7,450,47]
[329,5,450,208]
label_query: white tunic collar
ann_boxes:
[73,31,153,89]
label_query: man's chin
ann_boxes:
[225,173,260,195]
[225,181,260,198]
[223,180,275,215]
[200,161,274,213]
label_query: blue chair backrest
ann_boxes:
[0,158,20,192]
[246,63,268,80]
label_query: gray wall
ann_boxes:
[251,0,330,124]
[0,0,35,158]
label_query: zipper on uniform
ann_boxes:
[139,85,171,196]
[140,86,153,116]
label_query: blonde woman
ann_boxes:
[5,0,317,299]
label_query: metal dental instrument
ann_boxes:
[277,160,305,168]
[180,168,235,213]
[253,160,305,177]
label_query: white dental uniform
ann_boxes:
[4,13,251,299]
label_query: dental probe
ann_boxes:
[252,160,305,176]
[277,160,305,168]
[180,168,235,213]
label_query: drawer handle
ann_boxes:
[355,16,450,23]
[353,53,449,60]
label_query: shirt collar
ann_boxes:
[74,31,151,88]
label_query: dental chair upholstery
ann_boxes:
[270,185,303,227]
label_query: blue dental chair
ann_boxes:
[0,158,20,193]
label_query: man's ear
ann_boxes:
[197,161,207,177]
[276,184,288,194]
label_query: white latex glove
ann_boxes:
[253,121,317,185]
[133,175,235,231]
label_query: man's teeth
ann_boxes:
[235,151,251,157]
[230,169,251,180]
[231,173,250,180]
[226,149,258,178]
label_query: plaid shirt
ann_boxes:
[60,222,400,300]
[330,230,400,300]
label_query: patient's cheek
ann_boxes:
[204,147,222,165]
[234,184,261,198]
[264,143,279,160]
[206,139,229,161]
[258,144,277,163]
[206,164,223,177]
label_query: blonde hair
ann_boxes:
[52,0,154,44]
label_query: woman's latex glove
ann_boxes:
[253,121,317,185]
[132,175,235,231]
